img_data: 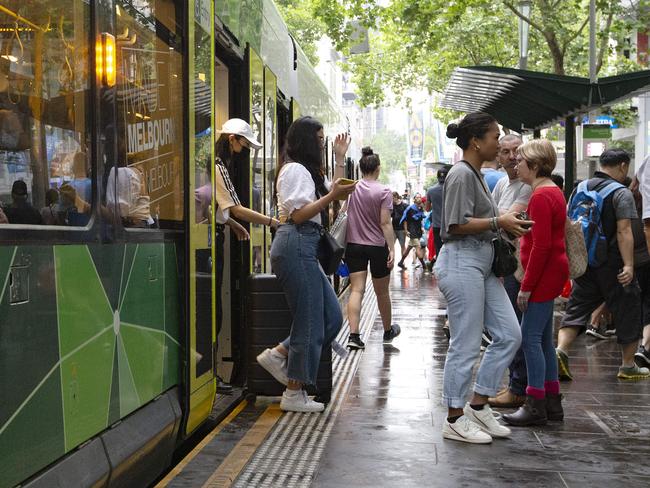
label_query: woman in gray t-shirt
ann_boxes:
[433,112,532,445]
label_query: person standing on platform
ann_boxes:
[488,134,532,409]
[481,159,506,192]
[434,112,530,444]
[345,147,400,350]
[256,116,356,412]
[632,156,650,368]
[397,194,426,270]
[558,149,649,381]
[196,118,279,393]
[501,140,568,426]
[391,192,408,255]
[426,166,449,260]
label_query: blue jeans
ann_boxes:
[521,300,558,390]
[503,273,527,396]
[434,239,522,408]
[271,222,342,384]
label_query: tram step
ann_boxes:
[246,274,332,400]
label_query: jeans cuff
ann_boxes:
[442,395,467,409]
[473,383,499,398]
[509,380,527,396]
[509,385,526,396]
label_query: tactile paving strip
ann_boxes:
[233,281,378,487]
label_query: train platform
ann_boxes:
[157,267,650,488]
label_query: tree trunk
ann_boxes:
[544,31,565,75]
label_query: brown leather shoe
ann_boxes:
[488,389,525,408]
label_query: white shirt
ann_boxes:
[106,167,151,221]
[277,163,329,225]
[492,176,532,214]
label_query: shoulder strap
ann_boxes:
[461,160,497,218]
[596,180,625,200]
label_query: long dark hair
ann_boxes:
[278,116,327,196]
[446,112,497,150]
[215,133,233,171]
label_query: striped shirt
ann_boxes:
[195,158,240,224]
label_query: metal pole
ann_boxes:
[589,0,597,83]
[565,117,576,200]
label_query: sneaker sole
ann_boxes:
[634,353,650,369]
[617,373,650,380]
[586,330,609,340]
[256,353,289,386]
[347,344,365,350]
[280,402,324,413]
[442,430,492,444]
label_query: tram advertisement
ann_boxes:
[116,4,185,224]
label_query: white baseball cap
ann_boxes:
[218,118,262,150]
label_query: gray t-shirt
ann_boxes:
[441,162,498,242]
[492,177,532,214]
[426,183,444,228]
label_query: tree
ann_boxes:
[308,0,650,107]
[276,0,327,65]
[367,128,408,184]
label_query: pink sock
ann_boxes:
[526,386,545,400]
[544,381,560,395]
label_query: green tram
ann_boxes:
[0,1,347,486]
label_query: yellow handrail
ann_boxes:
[0,4,46,32]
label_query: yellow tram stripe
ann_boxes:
[201,404,283,488]
[154,399,248,487]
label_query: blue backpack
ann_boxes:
[568,179,624,268]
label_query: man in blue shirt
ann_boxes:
[481,159,506,192]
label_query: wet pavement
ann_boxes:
[311,266,650,488]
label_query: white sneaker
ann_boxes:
[442,415,492,444]
[256,348,288,385]
[463,403,511,438]
[280,389,325,413]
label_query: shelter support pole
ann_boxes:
[565,117,576,199]
[533,129,541,139]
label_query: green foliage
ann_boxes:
[424,175,438,190]
[602,102,638,128]
[276,0,327,65]
[367,128,408,183]
[311,0,650,110]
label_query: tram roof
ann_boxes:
[439,66,650,132]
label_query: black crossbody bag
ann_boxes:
[462,161,518,277]
[315,191,344,275]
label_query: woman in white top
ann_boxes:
[256,116,355,412]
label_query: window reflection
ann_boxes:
[112,0,184,229]
[0,1,91,228]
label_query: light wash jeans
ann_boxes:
[434,238,522,408]
[271,222,342,384]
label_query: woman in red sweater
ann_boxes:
[503,140,569,427]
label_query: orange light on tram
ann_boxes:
[104,34,116,86]
[96,33,116,87]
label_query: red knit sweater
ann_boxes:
[520,186,569,302]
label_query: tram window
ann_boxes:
[112,0,184,230]
[0,1,91,229]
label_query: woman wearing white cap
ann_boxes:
[195,118,279,392]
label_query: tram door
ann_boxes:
[214,58,234,384]
[186,2,216,435]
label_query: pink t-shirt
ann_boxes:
[346,179,393,246]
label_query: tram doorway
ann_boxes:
[214,57,235,387]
